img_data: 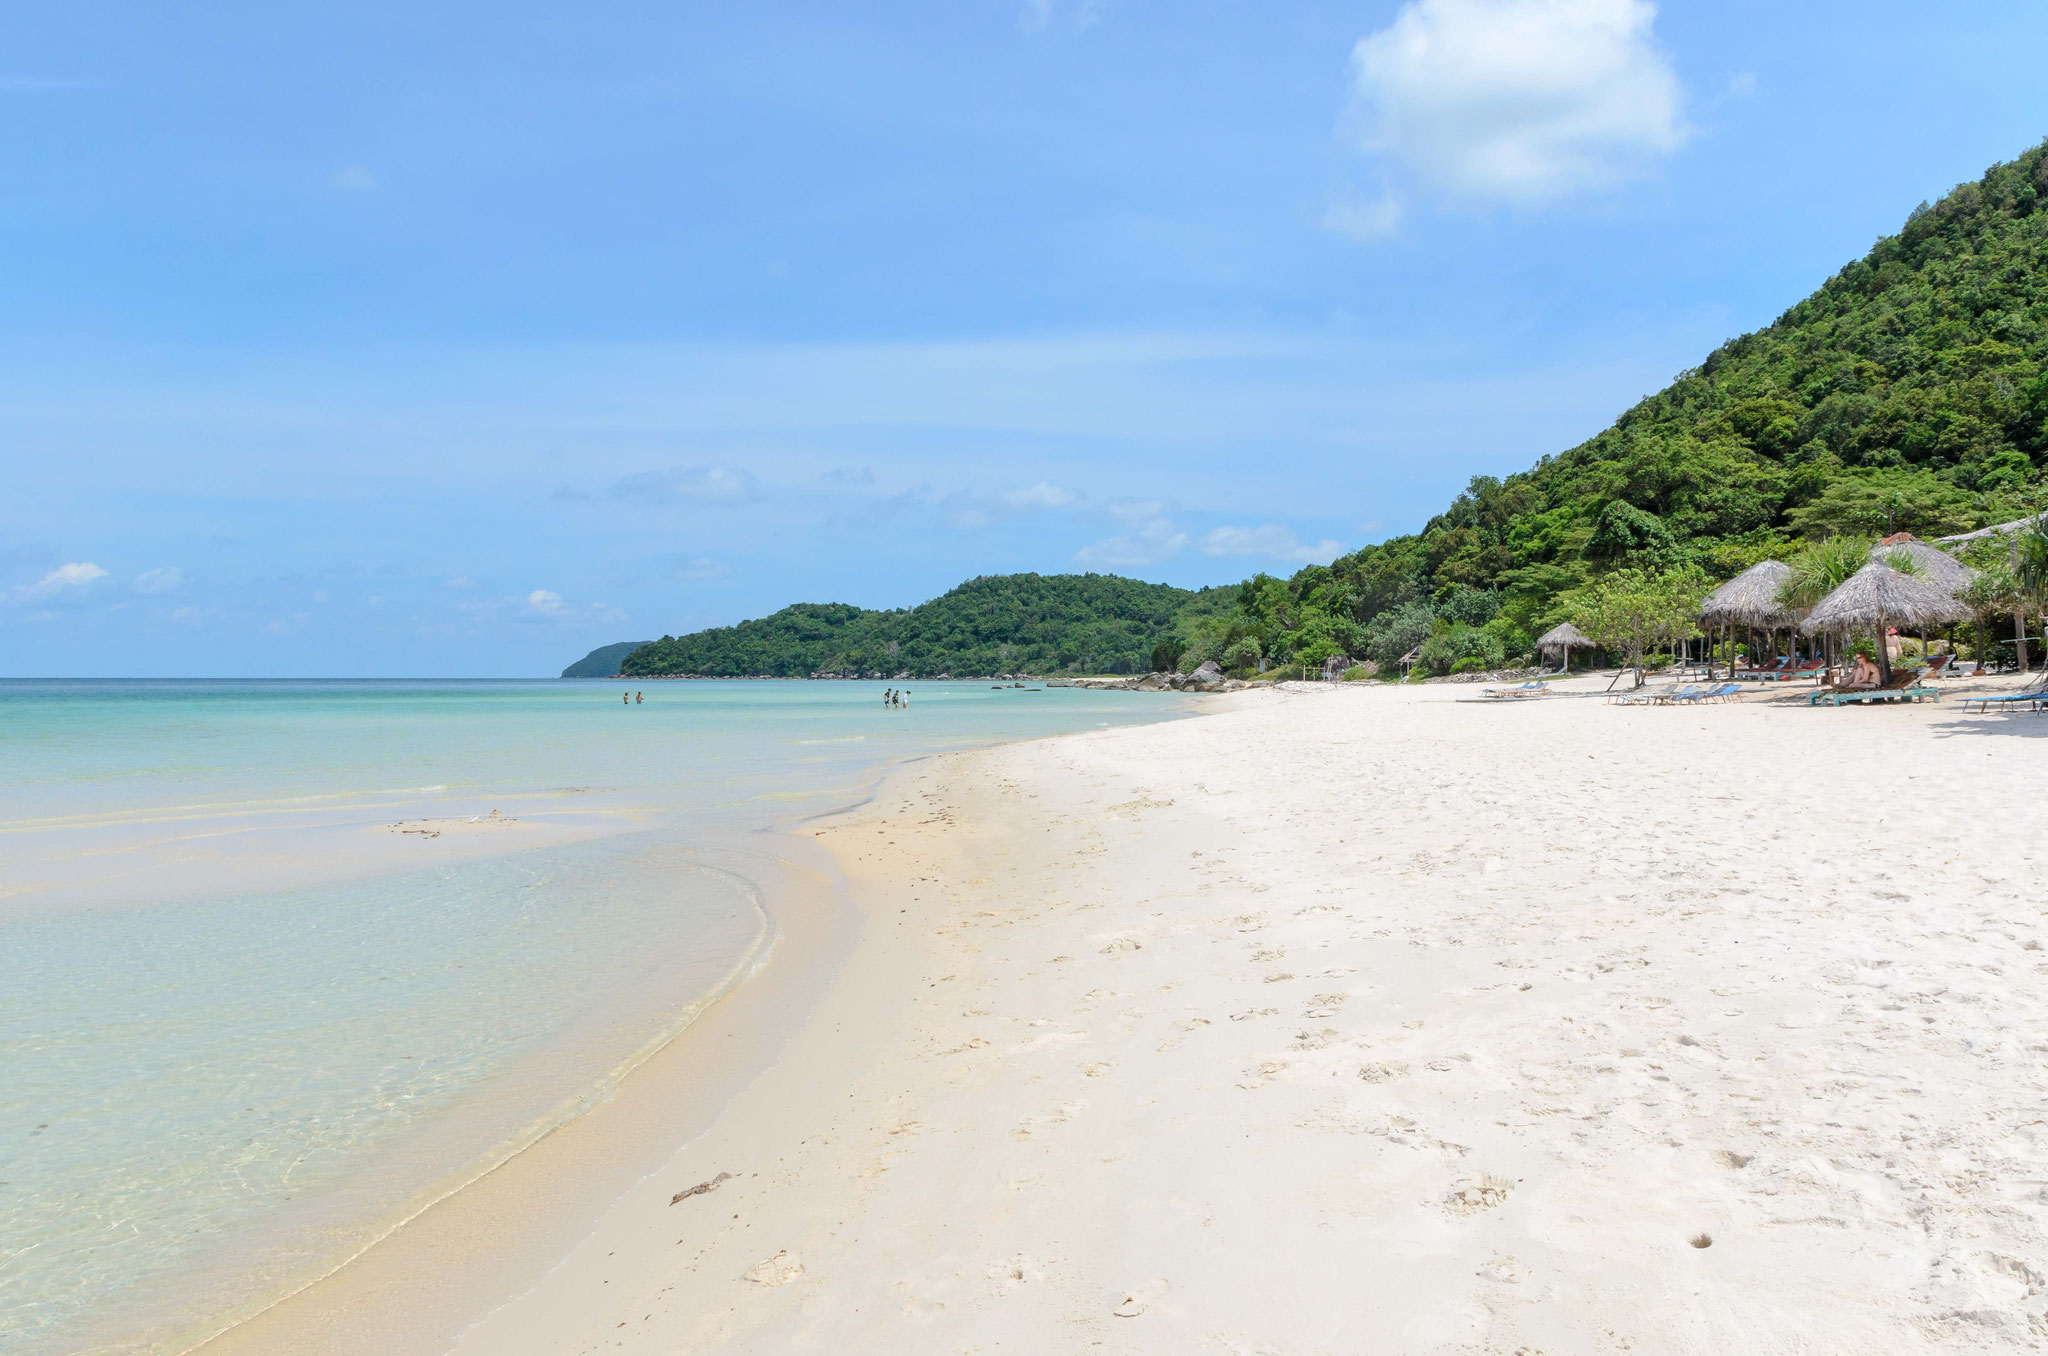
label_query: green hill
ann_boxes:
[1197,140,2048,677]
[620,574,1230,678]
[560,640,653,678]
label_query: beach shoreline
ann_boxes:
[183,828,853,1356]
[182,671,2048,1352]
[420,672,2048,1354]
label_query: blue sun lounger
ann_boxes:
[1959,687,2048,713]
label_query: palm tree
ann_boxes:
[1779,536,1877,610]
[2013,520,2048,671]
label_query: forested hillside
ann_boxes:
[619,573,1231,678]
[560,640,652,678]
[1184,142,2048,678]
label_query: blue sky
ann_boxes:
[6,0,2047,676]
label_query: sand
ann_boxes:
[229,673,2048,1352]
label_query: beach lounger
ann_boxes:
[1809,676,1941,706]
[1733,658,1791,681]
[1959,683,2048,713]
[1477,680,1546,700]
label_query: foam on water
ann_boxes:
[0,679,1180,1353]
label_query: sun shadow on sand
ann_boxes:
[1927,714,2048,740]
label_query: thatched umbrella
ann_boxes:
[1699,559,1796,678]
[1802,561,1971,682]
[1870,537,1977,595]
[1870,537,1978,665]
[1535,622,1594,673]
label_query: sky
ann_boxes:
[5,1,2047,677]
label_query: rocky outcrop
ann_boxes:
[1049,672,1247,694]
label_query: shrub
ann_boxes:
[1449,657,1488,675]
[1364,601,1436,669]
[1416,623,1506,676]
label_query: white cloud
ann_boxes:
[1345,0,1686,207]
[133,566,182,595]
[673,556,730,581]
[1321,190,1407,242]
[999,480,1083,512]
[519,588,624,625]
[1200,525,1345,565]
[603,464,760,506]
[17,561,107,600]
[1075,500,1188,569]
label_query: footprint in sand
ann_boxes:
[744,1251,804,1286]
[1444,1174,1513,1214]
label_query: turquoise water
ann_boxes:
[0,679,1178,1355]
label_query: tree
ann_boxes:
[1561,565,1713,685]
[1363,601,1435,669]
[1584,500,1680,566]
[1778,536,1876,612]
[1784,468,1974,539]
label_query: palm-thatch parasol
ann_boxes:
[1701,560,1797,627]
[1699,559,1797,678]
[1802,560,1972,681]
[1869,537,1977,596]
[1534,622,1594,672]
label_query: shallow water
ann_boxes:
[0,679,1178,1354]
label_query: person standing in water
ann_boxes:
[635,692,643,704]
[622,692,629,706]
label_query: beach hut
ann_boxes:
[1534,622,1594,673]
[1699,559,1797,677]
[1398,645,1422,677]
[1802,561,1971,682]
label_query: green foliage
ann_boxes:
[1209,140,2048,664]
[1416,622,1506,677]
[1780,536,1875,611]
[1784,467,1975,538]
[1363,600,1436,668]
[621,575,1224,678]
[1221,635,1263,671]
[1584,501,1679,566]
[560,640,653,678]
[1561,565,1713,671]
[1150,637,1187,674]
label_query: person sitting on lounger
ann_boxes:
[1837,655,1882,690]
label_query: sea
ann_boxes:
[0,678,1180,1355]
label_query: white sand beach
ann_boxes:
[220,675,2048,1353]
